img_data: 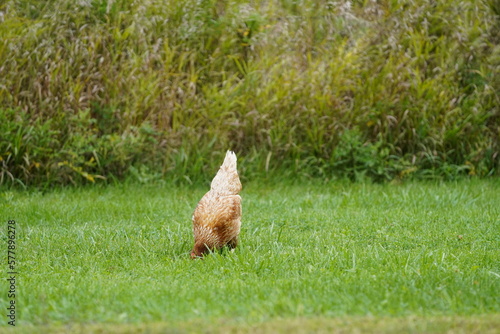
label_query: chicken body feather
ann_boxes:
[191,151,242,258]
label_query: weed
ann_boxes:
[0,0,498,187]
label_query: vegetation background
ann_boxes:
[0,0,499,187]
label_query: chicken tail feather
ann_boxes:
[210,150,241,195]
[221,150,237,171]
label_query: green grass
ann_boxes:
[1,180,499,332]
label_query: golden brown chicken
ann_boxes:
[190,151,242,258]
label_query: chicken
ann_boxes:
[190,151,242,258]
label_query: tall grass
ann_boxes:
[0,0,498,186]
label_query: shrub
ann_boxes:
[0,0,498,187]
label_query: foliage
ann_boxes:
[0,0,498,186]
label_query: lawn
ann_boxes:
[1,180,499,332]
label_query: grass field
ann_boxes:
[1,180,499,332]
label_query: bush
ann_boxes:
[0,0,498,187]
